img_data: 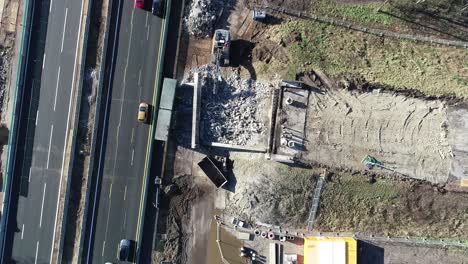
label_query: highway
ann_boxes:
[87,0,164,262]
[7,0,85,263]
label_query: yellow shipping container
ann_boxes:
[303,236,357,264]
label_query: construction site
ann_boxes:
[153,0,468,263]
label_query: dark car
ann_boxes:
[117,239,131,261]
[152,0,164,17]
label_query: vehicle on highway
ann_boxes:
[117,239,131,261]
[138,102,150,123]
[134,0,145,8]
[152,0,164,17]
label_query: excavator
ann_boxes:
[211,29,231,67]
[210,29,231,94]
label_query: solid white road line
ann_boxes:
[42,53,46,69]
[28,167,32,182]
[49,0,53,13]
[124,185,127,201]
[35,110,39,126]
[46,125,53,169]
[102,241,106,256]
[131,149,135,166]
[146,13,148,27]
[54,66,61,111]
[35,241,39,264]
[40,183,47,228]
[138,69,142,85]
[21,224,24,239]
[61,8,68,53]
[50,0,85,262]
[146,26,150,40]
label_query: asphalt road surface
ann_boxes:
[10,0,84,263]
[89,1,163,262]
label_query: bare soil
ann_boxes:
[358,240,468,264]
[152,175,213,264]
[315,173,468,239]
[301,73,453,184]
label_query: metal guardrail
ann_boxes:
[135,0,172,262]
[80,0,118,262]
[0,0,34,260]
[56,0,94,261]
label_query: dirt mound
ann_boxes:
[223,154,319,228]
[160,175,209,264]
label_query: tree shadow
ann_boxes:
[379,10,468,41]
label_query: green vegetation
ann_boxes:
[313,2,395,26]
[336,4,395,25]
[263,20,468,97]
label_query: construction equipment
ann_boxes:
[362,155,412,178]
[211,29,231,94]
[362,155,383,169]
[362,155,398,172]
[211,29,231,67]
[253,9,267,21]
[198,156,229,188]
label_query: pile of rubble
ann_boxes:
[195,65,271,145]
[184,0,220,38]
[223,155,318,228]
[0,47,12,114]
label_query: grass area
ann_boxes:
[314,174,468,239]
[312,1,396,26]
[336,4,395,25]
[261,19,468,97]
[309,0,468,40]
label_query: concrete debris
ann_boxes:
[191,65,271,146]
[224,162,317,228]
[0,47,12,114]
[85,67,98,81]
[184,0,222,38]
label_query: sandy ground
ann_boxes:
[274,72,468,185]
[302,83,452,183]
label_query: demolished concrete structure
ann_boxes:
[191,65,271,146]
[184,0,221,38]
